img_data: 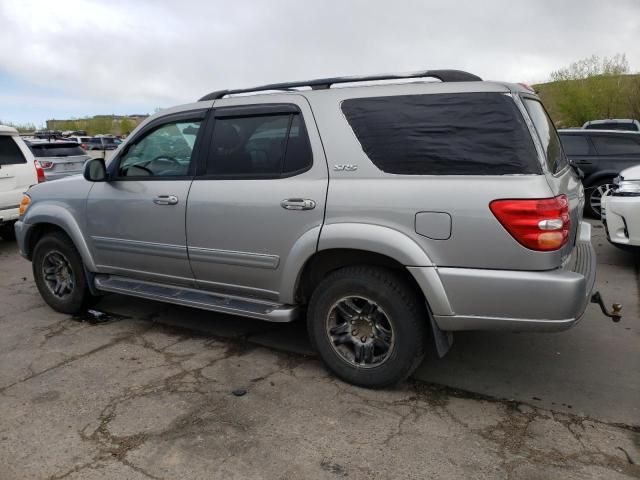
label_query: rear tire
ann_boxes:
[307,266,427,388]
[586,178,614,219]
[32,232,96,314]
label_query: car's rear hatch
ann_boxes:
[30,143,90,177]
[519,94,584,261]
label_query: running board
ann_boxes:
[94,275,297,322]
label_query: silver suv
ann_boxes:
[15,70,599,387]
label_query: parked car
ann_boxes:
[558,129,640,218]
[25,141,91,181]
[67,136,93,150]
[34,129,63,140]
[86,137,121,150]
[582,119,640,132]
[0,125,43,240]
[602,165,640,252]
[16,69,610,387]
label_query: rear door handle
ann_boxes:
[281,198,316,210]
[153,195,179,205]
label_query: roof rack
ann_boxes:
[199,69,482,101]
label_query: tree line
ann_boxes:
[535,53,640,127]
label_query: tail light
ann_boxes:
[81,143,88,150]
[490,195,570,251]
[34,161,46,183]
[36,160,54,169]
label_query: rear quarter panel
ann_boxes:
[306,85,564,271]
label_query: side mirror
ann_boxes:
[83,158,108,182]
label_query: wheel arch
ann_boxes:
[583,171,618,188]
[295,248,424,304]
[22,205,97,271]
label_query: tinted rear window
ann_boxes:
[341,92,540,175]
[0,136,26,165]
[523,99,567,174]
[585,123,639,132]
[559,134,592,156]
[591,135,640,155]
[30,143,86,157]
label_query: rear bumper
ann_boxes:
[0,206,20,225]
[410,221,596,332]
[43,171,83,181]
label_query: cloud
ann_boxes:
[0,0,639,123]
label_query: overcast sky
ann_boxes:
[1,0,639,126]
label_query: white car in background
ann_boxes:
[602,164,640,252]
[0,126,44,240]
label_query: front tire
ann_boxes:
[32,232,96,314]
[307,266,427,388]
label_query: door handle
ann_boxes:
[281,198,316,210]
[153,195,179,205]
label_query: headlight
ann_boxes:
[19,194,31,217]
[614,180,640,196]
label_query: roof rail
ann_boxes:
[198,69,482,101]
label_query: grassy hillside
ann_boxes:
[534,74,640,128]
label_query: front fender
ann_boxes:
[22,203,97,271]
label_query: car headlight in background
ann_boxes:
[614,180,640,196]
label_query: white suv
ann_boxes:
[0,126,42,240]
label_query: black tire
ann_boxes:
[307,266,427,388]
[32,232,96,314]
[0,222,16,241]
[586,178,614,219]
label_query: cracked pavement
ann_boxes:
[0,230,639,479]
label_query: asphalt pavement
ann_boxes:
[85,220,639,427]
[0,220,638,479]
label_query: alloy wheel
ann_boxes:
[325,296,395,368]
[42,250,75,299]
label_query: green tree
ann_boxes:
[548,54,631,126]
[119,117,133,136]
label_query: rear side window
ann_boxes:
[0,137,26,165]
[30,144,86,157]
[523,99,568,174]
[341,92,540,175]
[559,135,592,156]
[591,135,640,155]
[207,113,312,177]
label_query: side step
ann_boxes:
[94,275,298,322]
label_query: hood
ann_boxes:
[27,173,92,201]
[619,164,640,181]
